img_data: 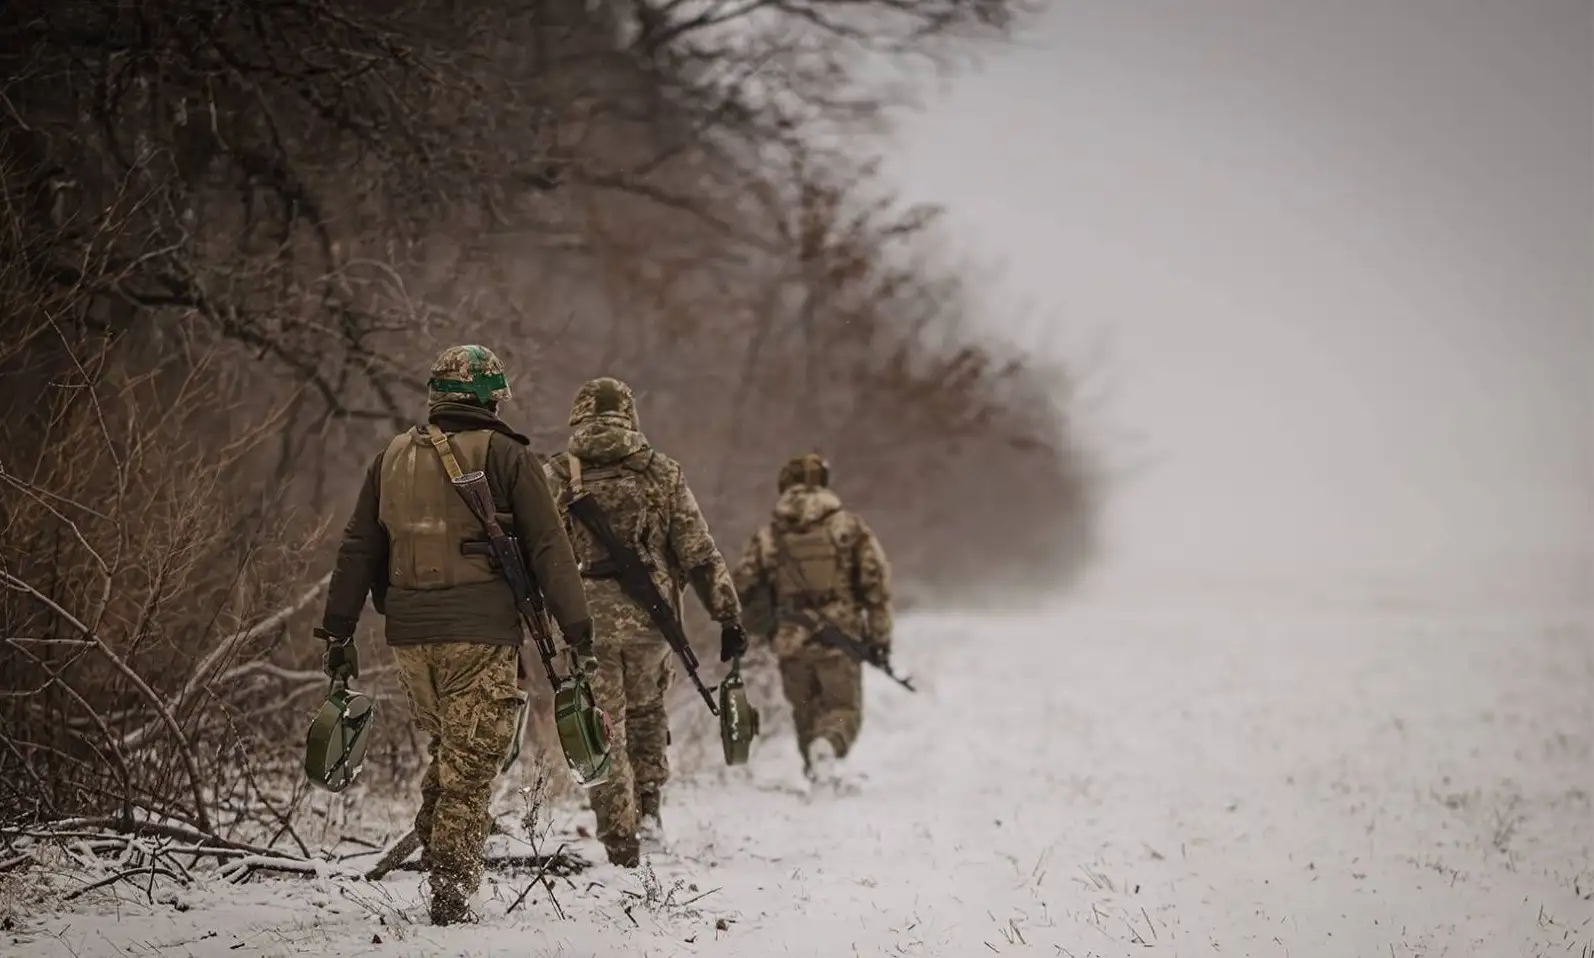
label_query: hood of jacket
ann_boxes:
[567,376,648,465]
[773,485,843,531]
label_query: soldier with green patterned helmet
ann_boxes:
[317,344,592,926]
[544,377,748,867]
[426,343,515,406]
[731,453,894,790]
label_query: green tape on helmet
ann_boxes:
[426,372,509,405]
[427,344,513,405]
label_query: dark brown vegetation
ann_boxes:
[0,0,1099,853]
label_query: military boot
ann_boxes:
[604,836,640,869]
[637,786,665,855]
[805,736,840,789]
[428,878,476,926]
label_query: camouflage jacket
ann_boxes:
[732,485,893,661]
[544,379,740,644]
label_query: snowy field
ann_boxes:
[6,582,1592,957]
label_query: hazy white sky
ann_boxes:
[888,0,1593,586]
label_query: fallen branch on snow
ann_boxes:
[364,829,423,881]
[219,855,366,883]
[8,816,591,904]
[362,828,589,882]
[21,817,286,859]
[63,865,189,901]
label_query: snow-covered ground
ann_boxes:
[7,584,1592,957]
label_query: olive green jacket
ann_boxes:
[322,402,592,648]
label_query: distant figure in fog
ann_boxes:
[733,454,894,787]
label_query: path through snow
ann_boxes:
[8,590,1591,957]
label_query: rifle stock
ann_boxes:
[565,492,719,716]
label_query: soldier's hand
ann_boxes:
[562,618,594,652]
[870,644,892,670]
[719,621,749,662]
[568,647,598,677]
[317,631,359,681]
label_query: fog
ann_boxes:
[889,0,1593,598]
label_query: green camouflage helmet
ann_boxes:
[568,376,639,428]
[778,453,830,492]
[428,344,512,405]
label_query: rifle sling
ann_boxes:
[568,453,584,493]
[423,424,470,483]
[567,495,672,627]
[423,424,529,678]
[565,489,717,711]
[565,454,675,619]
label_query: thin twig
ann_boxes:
[506,841,568,914]
[0,571,213,833]
[62,865,186,901]
[122,573,332,750]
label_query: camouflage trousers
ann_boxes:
[392,642,525,902]
[585,640,674,848]
[779,653,863,766]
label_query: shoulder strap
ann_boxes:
[422,424,470,482]
[568,454,585,494]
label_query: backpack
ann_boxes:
[559,453,662,575]
[773,522,846,607]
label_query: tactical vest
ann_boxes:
[774,523,846,607]
[563,455,660,577]
[378,427,501,590]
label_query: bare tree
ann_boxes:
[0,0,1094,847]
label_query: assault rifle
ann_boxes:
[454,487,562,692]
[565,492,720,716]
[794,612,917,693]
[423,425,609,787]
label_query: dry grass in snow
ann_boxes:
[3,582,1590,957]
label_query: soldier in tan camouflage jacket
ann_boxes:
[319,344,592,925]
[732,454,893,785]
[545,377,746,867]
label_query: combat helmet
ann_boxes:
[427,344,513,406]
[778,453,830,492]
[568,376,639,428]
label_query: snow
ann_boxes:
[7,585,1592,957]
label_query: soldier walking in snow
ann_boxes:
[544,377,748,867]
[732,454,894,786]
[317,344,593,925]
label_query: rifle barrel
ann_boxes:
[806,620,916,693]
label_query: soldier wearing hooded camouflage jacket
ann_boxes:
[731,454,893,785]
[319,344,592,925]
[545,377,746,867]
